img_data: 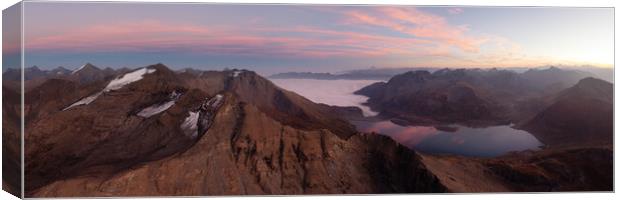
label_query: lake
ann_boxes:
[270,78,544,157]
[351,120,544,157]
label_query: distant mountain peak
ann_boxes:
[53,66,69,70]
[144,63,176,76]
[72,63,100,74]
[80,63,96,69]
[29,65,41,70]
[148,63,169,70]
[51,66,71,75]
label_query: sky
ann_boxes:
[5,2,615,74]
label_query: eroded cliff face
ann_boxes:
[30,94,446,197]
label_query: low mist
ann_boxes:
[270,78,379,117]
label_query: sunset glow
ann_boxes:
[18,3,614,73]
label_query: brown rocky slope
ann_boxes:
[13,64,612,196]
[24,64,447,197]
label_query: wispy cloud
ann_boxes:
[25,19,458,59]
[20,4,614,69]
[22,6,572,68]
[343,7,485,53]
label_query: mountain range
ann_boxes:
[269,66,612,83]
[354,67,612,191]
[2,63,613,196]
[269,67,440,80]
[354,67,604,127]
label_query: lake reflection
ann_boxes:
[352,120,544,157]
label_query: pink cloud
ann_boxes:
[18,3,580,69]
[3,42,20,55]
[24,20,456,59]
[23,8,530,67]
[345,7,485,53]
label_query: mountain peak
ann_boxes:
[50,66,71,75]
[144,63,177,77]
[147,63,170,71]
[576,77,609,87]
[26,66,43,72]
[72,63,100,74]
[82,63,96,69]
[53,66,69,71]
[390,70,431,84]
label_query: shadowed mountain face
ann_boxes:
[230,71,358,138]
[2,85,22,197]
[5,64,612,196]
[349,68,612,193]
[521,77,613,146]
[355,67,613,147]
[355,67,600,127]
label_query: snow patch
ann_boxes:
[137,100,176,118]
[181,111,200,138]
[71,64,87,74]
[207,94,224,108]
[62,92,102,111]
[137,91,182,118]
[62,67,157,111]
[180,94,225,139]
[104,68,156,92]
[232,71,242,77]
